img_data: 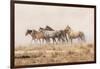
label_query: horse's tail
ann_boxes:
[79,32,86,42]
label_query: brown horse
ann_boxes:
[25,29,46,44]
[64,25,85,43]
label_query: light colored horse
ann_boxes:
[45,26,68,42]
[39,27,56,43]
[39,27,65,43]
[64,25,85,43]
[25,29,46,44]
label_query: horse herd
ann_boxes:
[25,25,85,44]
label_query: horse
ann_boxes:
[39,27,66,43]
[45,25,54,31]
[45,25,68,42]
[25,29,46,44]
[25,29,35,40]
[64,25,85,43]
[60,30,68,42]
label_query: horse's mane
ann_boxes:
[45,25,54,31]
[32,29,38,34]
[39,27,44,30]
[27,29,32,33]
[25,29,32,36]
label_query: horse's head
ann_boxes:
[45,25,54,31]
[32,29,37,34]
[39,27,45,32]
[25,29,32,36]
[64,25,71,33]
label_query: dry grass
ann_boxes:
[15,43,94,66]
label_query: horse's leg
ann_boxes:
[63,34,67,43]
[34,39,37,45]
[83,35,86,42]
[70,38,72,44]
[39,39,41,45]
[30,39,33,46]
[34,39,35,44]
[79,35,84,43]
[42,39,44,44]
[53,38,57,44]
[52,38,54,44]
[63,33,68,43]
[77,37,81,43]
[79,33,86,42]
[44,38,47,44]
[61,35,65,43]
[58,35,63,43]
[46,38,49,44]
[65,35,68,42]
[46,38,48,44]
[81,36,85,42]
[47,38,50,44]
[57,37,61,43]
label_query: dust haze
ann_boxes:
[15,4,94,46]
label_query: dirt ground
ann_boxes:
[15,43,94,66]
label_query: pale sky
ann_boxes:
[15,4,94,46]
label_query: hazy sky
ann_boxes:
[15,4,94,46]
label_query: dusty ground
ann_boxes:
[15,43,94,66]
